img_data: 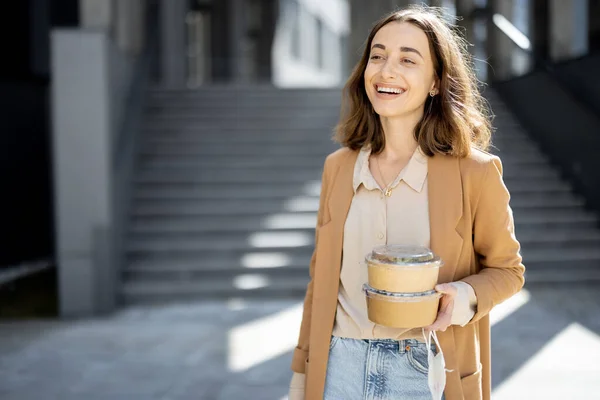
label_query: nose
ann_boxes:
[381,58,399,80]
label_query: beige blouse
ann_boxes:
[331,146,477,341]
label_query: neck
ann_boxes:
[378,111,423,161]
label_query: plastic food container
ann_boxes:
[363,284,442,328]
[365,245,443,293]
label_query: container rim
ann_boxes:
[363,256,443,268]
[363,284,441,298]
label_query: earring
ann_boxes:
[429,90,436,97]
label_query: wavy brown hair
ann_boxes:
[334,5,492,157]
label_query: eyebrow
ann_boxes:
[371,43,424,60]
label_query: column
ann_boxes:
[160,0,188,87]
[228,0,246,82]
[257,0,277,81]
[115,0,146,55]
[51,30,114,317]
[486,0,532,80]
[549,0,588,61]
[531,0,549,67]
[590,0,600,50]
[79,0,114,31]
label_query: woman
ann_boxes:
[288,5,525,400]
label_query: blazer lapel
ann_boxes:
[327,150,358,231]
[428,154,464,283]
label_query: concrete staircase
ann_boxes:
[486,91,600,283]
[121,86,600,304]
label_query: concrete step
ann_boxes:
[126,249,310,269]
[522,247,600,266]
[143,113,339,122]
[131,213,318,233]
[137,153,549,169]
[134,198,319,216]
[490,145,543,156]
[501,164,560,179]
[124,240,600,269]
[512,207,598,224]
[508,191,584,205]
[126,229,600,254]
[503,180,571,192]
[138,155,330,168]
[132,181,575,203]
[143,132,338,143]
[124,238,600,274]
[147,88,341,97]
[136,165,561,182]
[140,121,338,131]
[140,142,339,157]
[133,181,578,202]
[147,91,341,102]
[132,179,571,194]
[124,256,600,283]
[130,213,597,234]
[123,263,310,282]
[120,257,600,304]
[121,247,600,302]
[134,182,322,200]
[131,195,585,217]
[121,277,309,303]
[139,147,545,162]
[127,233,315,253]
[522,260,600,283]
[138,141,546,156]
[138,158,559,178]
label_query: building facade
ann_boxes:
[1,0,599,316]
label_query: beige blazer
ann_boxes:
[291,147,525,400]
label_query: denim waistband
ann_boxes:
[345,337,434,353]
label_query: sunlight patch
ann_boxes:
[284,196,319,212]
[240,253,291,269]
[263,214,317,229]
[232,274,270,290]
[492,322,600,398]
[490,289,530,327]
[303,180,322,196]
[228,303,304,372]
[248,232,312,248]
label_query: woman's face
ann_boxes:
[364,21,437,120]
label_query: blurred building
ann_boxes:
[1,0,599,317]
[156,0,350,87]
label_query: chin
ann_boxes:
[372,105,405,118]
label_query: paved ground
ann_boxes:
[1,282,599,400]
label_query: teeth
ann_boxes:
[377,86,404,94]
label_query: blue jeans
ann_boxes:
[324,336,442,400]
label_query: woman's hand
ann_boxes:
[288,372,306,400]
[424,283,458,332]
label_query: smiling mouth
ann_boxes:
[375,84,406,96]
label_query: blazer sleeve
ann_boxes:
[460,157,526,323]
[290,156,332,373]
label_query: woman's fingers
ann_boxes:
[424,288,455,332]
[435,283,458,296]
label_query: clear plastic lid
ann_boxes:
[365,245,442,267]
[363,284,442,302]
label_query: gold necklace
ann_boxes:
[376,156,393,197]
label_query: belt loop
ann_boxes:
[400,339,408,354]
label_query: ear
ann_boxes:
[430,80,439,95]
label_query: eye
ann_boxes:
[402,58,415,64]
[370,55,384,60]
